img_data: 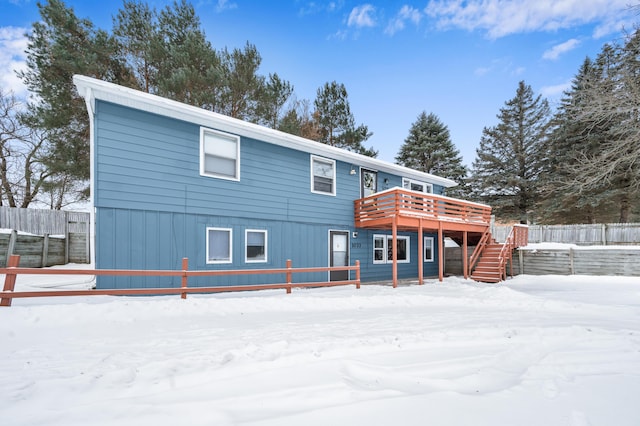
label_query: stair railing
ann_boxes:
[468,228,491,277]
[497,227,516,280]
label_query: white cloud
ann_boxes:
[540,81,571,98]
[424,0,631,39]
[215,0,237,12]
[543,38,581,60]
[348,4,376,28]
[0,26,29,98]
[385,5,422,35]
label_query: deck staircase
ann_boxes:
[470,242,508,283]
[469,225,529,283]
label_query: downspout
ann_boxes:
[83,87,96,268]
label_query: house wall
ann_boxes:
[93,100,443,288]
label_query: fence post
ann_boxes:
[286,259,292,294]
[181,257,188,299]
[1,255,20,307]
[42,234,50,267]
[6,229,17,267]
[602,224,607,245]
[355,260,360,289]
[569,248,575,275]
[64,211,69,265]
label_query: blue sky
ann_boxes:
[0,0,636,165]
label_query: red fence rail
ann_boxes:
[0,255,360,307]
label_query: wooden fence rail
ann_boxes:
[0,256,361,307]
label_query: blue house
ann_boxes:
[74,75,494,289]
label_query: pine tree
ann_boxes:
[255,73,294,129]
[113,0,158,93]
[470,81,551,223]
[154,0,220,109]
[313,81,376,157]
[559,32,640,222]
[19,0,133,185]
[395,112,468,196]
[217,42,264,120]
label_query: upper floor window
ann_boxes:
[200,128,240,181]
[403,178,433,193]
[311,155,336,196]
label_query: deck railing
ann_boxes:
[355,188,492,227]
[1,256,360,307]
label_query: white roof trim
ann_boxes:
[73,75,458,188]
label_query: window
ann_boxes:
[424,237,434,262]
[311,156,336,195]
[373,234,410,264]
[402,178,433,193]
[246,229,267,263]
[200,128,240,180]
[207,227,232,264]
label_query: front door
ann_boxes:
[329,231,349,281]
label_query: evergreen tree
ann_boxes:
[255,73,294,129]
[540,56,619,223]
[113,0,158,93]
[470,81,551,223]
[313,81,376,157]
[19,0,133,186]
[560,31,640,222]
[395,112,468,196]
[154,0,220,109]
[217,42,264,120]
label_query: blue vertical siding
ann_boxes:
[93,100,447,289]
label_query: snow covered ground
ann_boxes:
[1,270,640,425]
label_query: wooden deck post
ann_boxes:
[1,255,20,307]
[438,222,444,282]
[462,231,468,279]
[286,259,292,294]
[418,219,423,285]
[181,257,188,299]
[392,218,398,288]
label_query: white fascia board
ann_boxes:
[73,75,458,188]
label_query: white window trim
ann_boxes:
[402,177,433,193]
[206,227,233,264]
[373,234,410,264]
[424,236,435,262]
[245,229,268,263]
[200,127,240,181]
[310,155,336,196]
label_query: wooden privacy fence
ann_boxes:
[0,208,90,265]
[510,247,640,276]
[0,256,360,307]
[491,222,640,245]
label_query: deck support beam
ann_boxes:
[392,217,398,288]
[463,231,468,279]
[418,218,423,285]
[438,221,444,282]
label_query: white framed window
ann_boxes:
[373,234,410,264]
[206,227,232,264]
[402,178,433,193]
[245,229,267,263]
[424,236,434,262]
[311,155,336,196]
[200,127,240,180]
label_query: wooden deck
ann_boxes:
[355,188,492,233]
[354,188,493,286]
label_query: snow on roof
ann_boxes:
[73,75,458,188]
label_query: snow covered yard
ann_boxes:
[1,273,640,425]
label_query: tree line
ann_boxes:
[3,0,638,224]
[3,0,375,208]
